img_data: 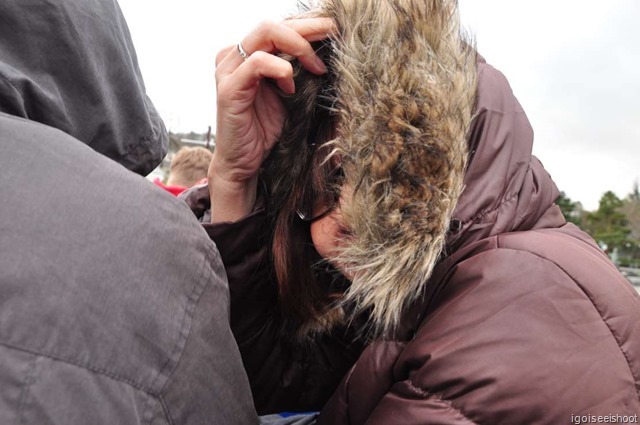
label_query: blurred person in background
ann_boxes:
[155,146,212,196]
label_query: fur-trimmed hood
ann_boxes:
[266,0,478,338]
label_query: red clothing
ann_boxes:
[153,178,187,196]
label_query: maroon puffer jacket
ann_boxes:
[183,56,640,422]
[314,59,640,424]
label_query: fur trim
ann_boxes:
[268,0,477,338]
[326,0,477,337]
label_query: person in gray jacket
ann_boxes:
[0,1,259,424]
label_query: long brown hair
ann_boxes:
[260,40,346,337]
[261,0,478,340]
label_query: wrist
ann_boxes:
[208,162,258,223]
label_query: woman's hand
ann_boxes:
[209,18,333,223]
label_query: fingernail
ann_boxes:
[314,55,327,74]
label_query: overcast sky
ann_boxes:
[118,0,639,211]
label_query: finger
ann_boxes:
[215,45,242,83]
[218,52,295,102]
[216,18,334,80]
[240,20,328,75]
[216,45,235,67]
[282,18,336,42]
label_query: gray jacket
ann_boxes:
[0,1,257,424]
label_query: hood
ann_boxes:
[0,0,167,176]
[392,59,563,340]
[329,0,478,337]
[446,58,561,252]
[268,0,478,337]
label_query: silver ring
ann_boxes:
[237,43,249,61]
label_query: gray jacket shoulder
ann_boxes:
[0,115,257,425]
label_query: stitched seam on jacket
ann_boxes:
[458,156,528,228]
[404,380,478,424]
[0,250,216,399]
[17,355,40,424]
[0,340,158,394]
[460,190,519,228]
[154,246,220,423]
[3,344,163,425]
[494,239,640,400]
[1,342,149,395]
[159,395,177,425]
[152,246,208,390]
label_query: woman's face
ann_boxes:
[304,144,355,279]
[309,189,354,281]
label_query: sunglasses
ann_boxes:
[296,165,344,222]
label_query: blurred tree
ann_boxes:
[556,191,585,226]
[629,180,640,202]
[619,181,640,265]
[585,191,632,254]
[622,182,640,238]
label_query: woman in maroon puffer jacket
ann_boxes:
[183,0,640,422]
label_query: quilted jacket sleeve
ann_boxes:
[315,341,477,425]
[361,382,478,425]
